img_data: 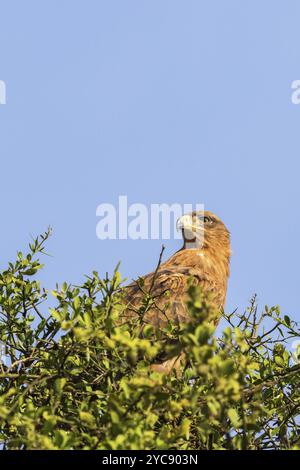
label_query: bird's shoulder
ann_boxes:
[124,249,213,301]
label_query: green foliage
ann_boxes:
[0,230,299,450]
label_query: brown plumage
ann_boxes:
[123,210,231,372]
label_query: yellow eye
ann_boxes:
[196,215,214,224]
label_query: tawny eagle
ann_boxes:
[123,210,231,371]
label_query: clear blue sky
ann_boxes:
[0,1,299,324]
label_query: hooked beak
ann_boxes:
[176,214,194,232]
[177,214,205,244]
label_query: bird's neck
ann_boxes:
[183,240,202,250]
[175,243,230,280]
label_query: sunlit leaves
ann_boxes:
[0,233,299,449]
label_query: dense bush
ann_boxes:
[0,230,299,450]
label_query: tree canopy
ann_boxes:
[0,230,299,450]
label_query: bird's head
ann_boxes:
[176,210,230,254]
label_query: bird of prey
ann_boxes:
[123,210,231,372]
